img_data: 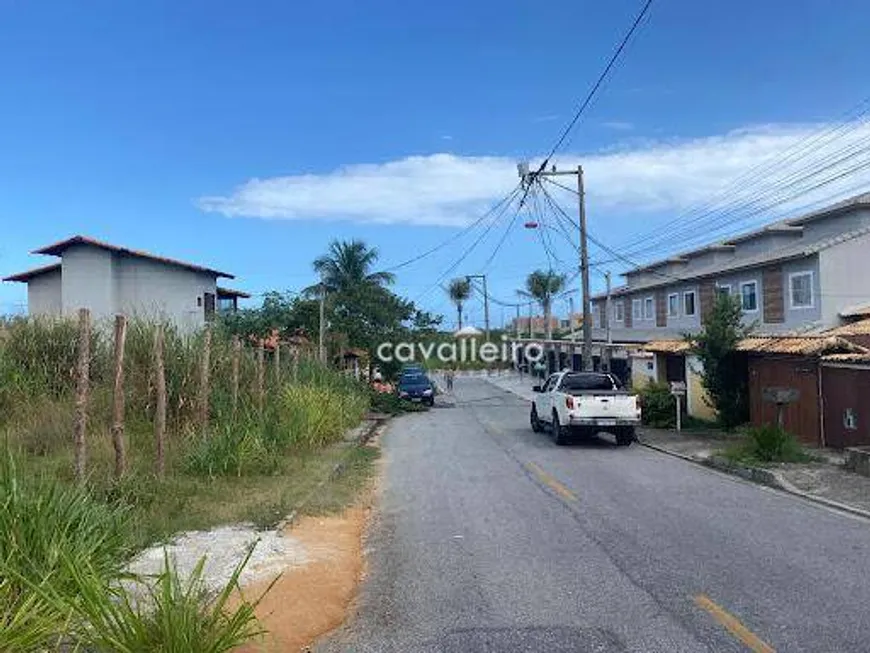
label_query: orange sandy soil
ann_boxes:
[235,441,382,653]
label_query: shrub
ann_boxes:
[745,423,812,463]
[184,424,275,478]
[639,382,676,428]
[722,424,813,465]
[274,383,368,449]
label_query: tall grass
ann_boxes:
[0,316,370,478]
[0,454,130,651]
[0,456,269,652]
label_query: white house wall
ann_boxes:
[27,268,62,316]
[818,230,870,328]
[114,256,216,330]
[61,245,115,319]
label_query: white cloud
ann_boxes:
[198,122,870,228]
[440,134,453,141]
[601,121,634,131]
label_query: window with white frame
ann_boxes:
[632,299,642,321]
[614,300,625,322]
[643,297,654,320]
[716,283,732,298]
[683,290,696,316]
[790,271,814,308]
[740,281,758,312]
[667,293,679,318]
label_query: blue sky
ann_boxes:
[2,0,870,326]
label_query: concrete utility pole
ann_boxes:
[518,163,593,371]
[577,165,592,371]
[605,271,613,346]
[465,274,490,341]
[604,271,613,372]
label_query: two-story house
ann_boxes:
[4,235,249,331]
[586,193,870,417]
[592,193,870,343]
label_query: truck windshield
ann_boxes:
[560,373,619,391]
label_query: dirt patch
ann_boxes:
[236,434,384,653]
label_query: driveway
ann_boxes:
[319,377,870,652]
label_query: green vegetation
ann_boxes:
[638,382,677,428]
[519,269,567,340]
[447,278,472,330]
[223,239,442,382]
[721,424,815,465]
[0,315,375,545]
[690,293,751,429]
[369,389,428,415]
[0,457,268,652]
[0,309,382,650]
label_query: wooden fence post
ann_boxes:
[73,308,91,484]
[198,325,211,435]
[292,348,299,384]
[231,336,241,418]
[154,325,167,478]
[257,342,265,413]
[111,314,128,479]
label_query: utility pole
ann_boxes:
[466,274,490,341]
[604,271,612,372]
[605,271,612,346]
[577,165,592,371]
[318,277,326,364]
[518,163,593,371]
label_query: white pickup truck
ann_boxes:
[530,371,641,446]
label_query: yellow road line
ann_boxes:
[526,462,577,502]
[694,594,776,653]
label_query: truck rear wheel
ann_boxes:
[552,410,571,446]
[616,427,635,447]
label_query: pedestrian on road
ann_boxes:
[446,368,455,392]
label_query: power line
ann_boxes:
[515,0,655,212]
[542,0,655,164]
[413,186,523,305]
[382,182,523,273]
[611,99,870,255]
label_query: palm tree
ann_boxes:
[308,239,394,295]
[447,278,472,330]
[523,269,566,340]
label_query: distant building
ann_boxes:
[4,235,248,330]
[590,192,870,342]
[579,192,870,421]
[510,315,562,335]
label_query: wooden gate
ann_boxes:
[748,356,821,445]
[821,364,870,449]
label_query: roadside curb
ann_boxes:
[639,439,870,521]
[277,417,387,532]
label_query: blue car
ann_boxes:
[397,372,435,406]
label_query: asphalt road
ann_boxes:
[320,377,870,652]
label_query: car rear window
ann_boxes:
[560,373,618,391]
